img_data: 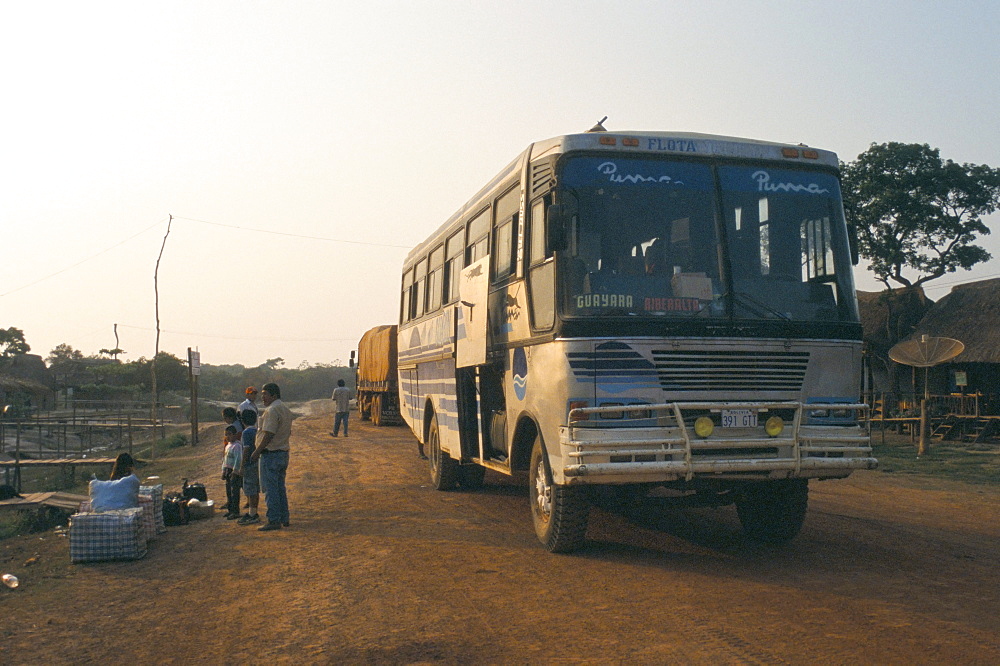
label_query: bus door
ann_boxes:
[456,257,489,460]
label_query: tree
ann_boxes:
[0,327,31,357]
[47,343,84,368]
[261,357,285,371]
[841,142,1000,289]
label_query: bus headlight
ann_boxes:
[764,415,784,437]
[694,416,714,438]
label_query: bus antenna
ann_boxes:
[587,116,608,132]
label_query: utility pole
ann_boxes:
[188,347,200,446]
[151,214,172,461]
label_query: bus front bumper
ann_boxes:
[558,401,877,484]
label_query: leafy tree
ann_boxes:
[132,352,189,392]
[841,142,1000,288]
[0,327,30,357]
[262,357,285,370]
[47,343,84,368]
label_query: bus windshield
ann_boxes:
[558,156,858,323]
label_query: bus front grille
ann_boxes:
[651,350,809,392]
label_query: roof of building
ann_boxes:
[908,278,1000,364]
[857,287,934,355]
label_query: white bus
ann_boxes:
[398,126,875,552]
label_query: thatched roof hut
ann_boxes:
[908,278,1000,363]
[857,287,934,356]
[0,354,54,411]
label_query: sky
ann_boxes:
[2,1,999,368]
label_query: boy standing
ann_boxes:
[222,425,243,520]
[237,409,262,525]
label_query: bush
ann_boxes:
[159,433,188,449]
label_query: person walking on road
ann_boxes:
[330,379,352,437]
[250,382,292,531]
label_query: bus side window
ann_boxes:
[401,269,413,323]
[467,207,490,265]
[443,229,463,304]
[414,258,427,319]
[528,198,548,264]
[527,197,555,330]
[492,186,519,281]
[427,245,444,312]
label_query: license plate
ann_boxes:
[722,409,757,428]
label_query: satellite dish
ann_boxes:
[889,335,964,368]
[586,116,608,133]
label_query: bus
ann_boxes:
[397,126,876,552]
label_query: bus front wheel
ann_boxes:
[529,435,589,553]
[428,413,457,490]
[735,479,808,544]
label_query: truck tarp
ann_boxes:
[357,325,397,386]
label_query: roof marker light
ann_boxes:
[802,149,819,159]
[781,148,800,158]
[622,137,639,147]
[599,136,617,146]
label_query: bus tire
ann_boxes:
[428,413,457,490]
[457,463,486,490]
[529,435,589,553]
[359,395,371,421]
[372,395,382,426]
[735,479,808,544]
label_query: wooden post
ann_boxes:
[15,419,22,493]
[917,398,929,458]
[188,347,200,446]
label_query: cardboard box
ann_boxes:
[671,272,713,300]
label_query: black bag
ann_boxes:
[182,479,208,502]
[163,493,190,526]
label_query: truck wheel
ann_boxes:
[735,479,808,544]
[428,413,457,490]
[457,463,486,490]
[529,435,589,553]
[372,395,382,426]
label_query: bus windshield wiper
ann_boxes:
[729,291,792,321]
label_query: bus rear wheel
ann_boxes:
[372,395,383,426]
[529,435,589,553]
[428,413,457,490]
[735,479,808,544]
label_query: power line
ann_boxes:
[921,272,1000,292]
[115,323,358,343]
[173,215,413,249]
[0,218,167,298]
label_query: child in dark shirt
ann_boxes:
[236,409,262,525]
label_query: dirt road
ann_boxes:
[3,410,999,664]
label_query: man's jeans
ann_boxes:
[259,450,289,525]
[334,411,349,436]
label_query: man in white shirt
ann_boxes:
[330,379,352,437]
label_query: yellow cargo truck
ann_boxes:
[355,325,402,426]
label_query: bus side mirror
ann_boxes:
[848,223,860,265]
[349,350,355,369]
[546,204,568,252]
